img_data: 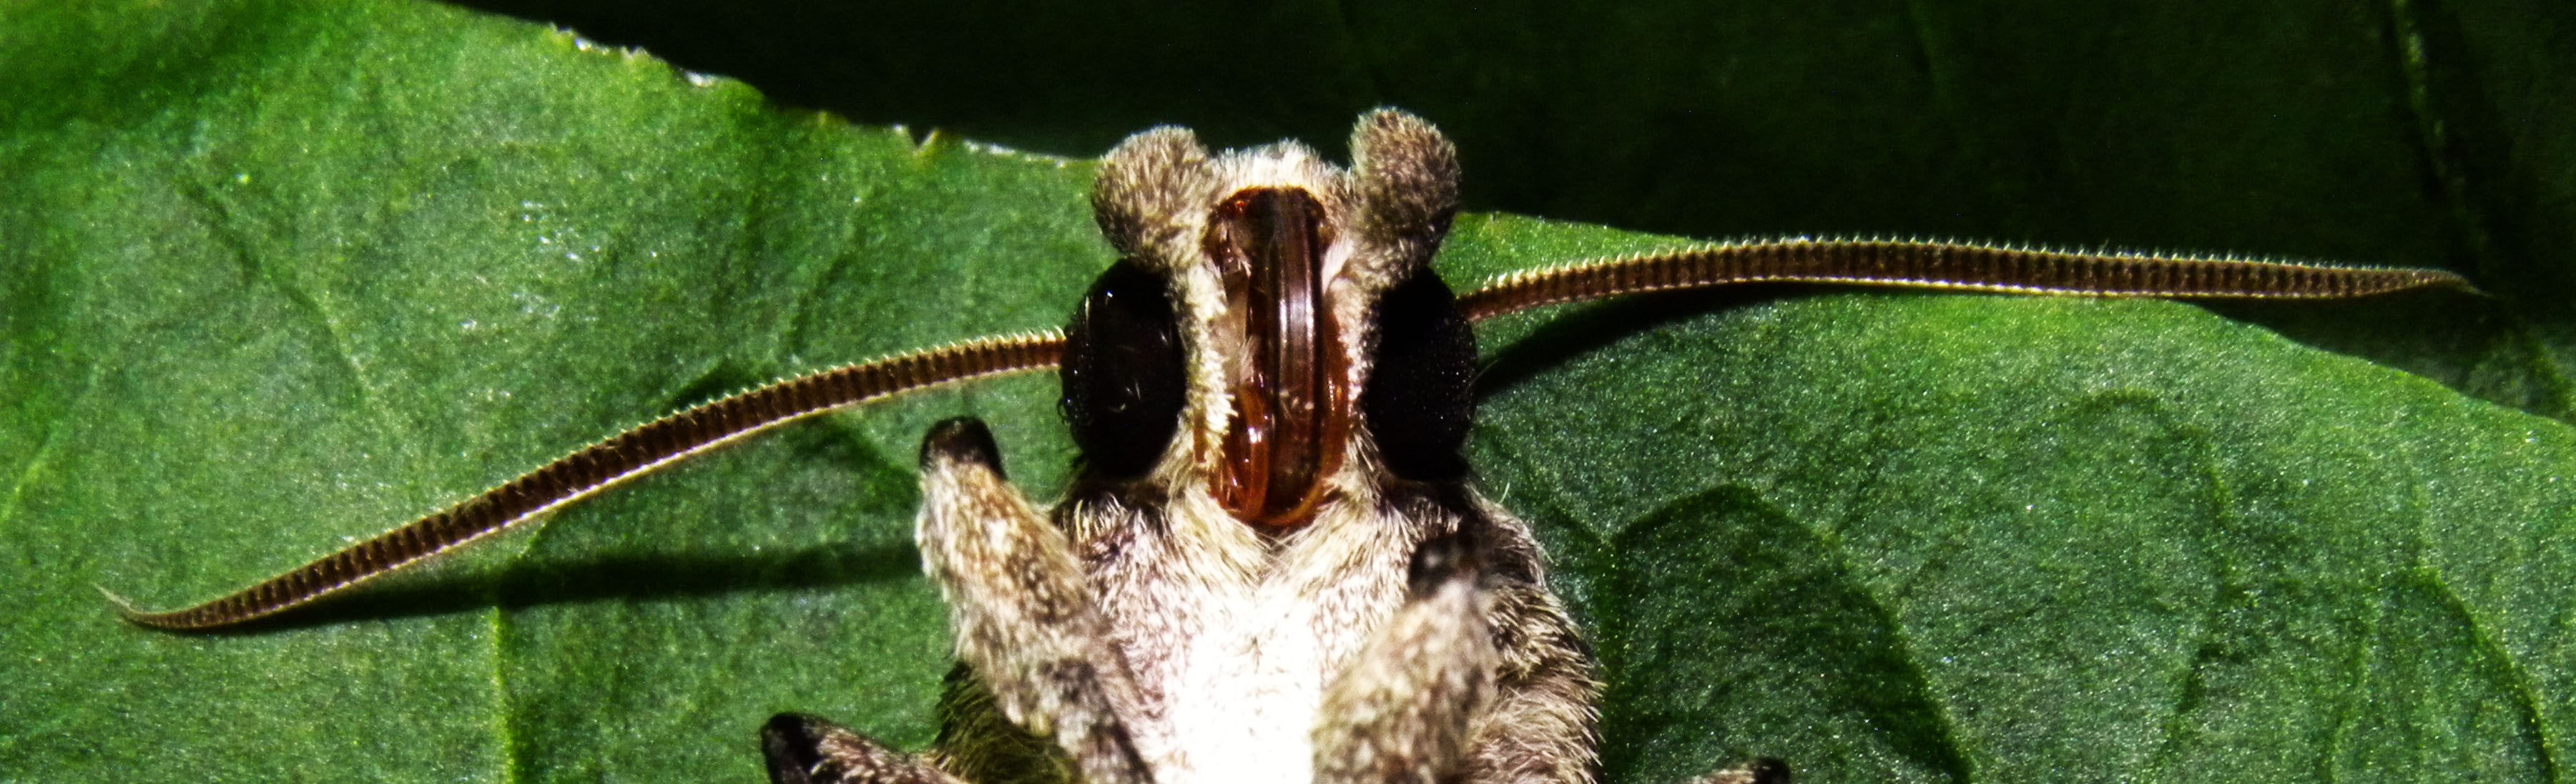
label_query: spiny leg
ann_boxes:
[1395,499,1787,784]
[914,417,1154,784]
[1470,512,1787,784]
[1447,509,1598,784]
[762,667,1078,784]
[1681,759,1791,784]
[762,713,965,784]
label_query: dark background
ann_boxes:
[446,0,2576,421]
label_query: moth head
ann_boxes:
[1062,109,1476,529]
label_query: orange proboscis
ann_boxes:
[1206,187,1347,527]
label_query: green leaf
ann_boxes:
[1473,293,2572,780]
[4,2,2569,783]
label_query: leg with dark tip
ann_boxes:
[761,713,964,784]
[1686,758,1791,784]
[914,417,1156,784]
[919,417,1010,481]
[1312,529,1498,784]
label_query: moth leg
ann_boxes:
[1445,510,1601,784]
[1462,509,1791,784]
[1312,529,1499,784]
[762,713,966,784]
[1680,759,1791,784]
[914,417,1154,784]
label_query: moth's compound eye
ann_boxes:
[1359,267,1475,481]
[1060,259,1186,479]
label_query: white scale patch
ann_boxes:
[1113,494,1416,784]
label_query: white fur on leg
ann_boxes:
[915,445,1156,784]
[1312,574,1497,784]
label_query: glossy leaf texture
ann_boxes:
[2,1,2567,783]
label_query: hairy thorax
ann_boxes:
[1063,484,1433,783]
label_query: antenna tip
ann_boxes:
[99,585,152,619]
[99,585,198,629]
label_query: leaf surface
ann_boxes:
[2,2,2567,783]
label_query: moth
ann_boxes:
[119,109,2467,783]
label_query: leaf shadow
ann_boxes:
[185,540,923,634]
[1474,283,1859,401]
[1476,283,2510,418]
[2200,289,2520,410]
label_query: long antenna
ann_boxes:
[1460,238,2471,322]
[122,240,2472,630]
[114,333,1066,630]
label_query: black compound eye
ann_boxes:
[1359,267,1477,481]
[1059,259,1186,479]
